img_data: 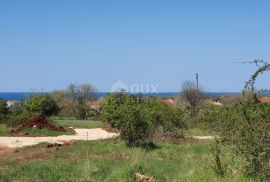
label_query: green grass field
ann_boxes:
[55,119,103,129]
[0,139,262,182]
[21,128,76,136]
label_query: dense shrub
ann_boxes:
[144,98,185,133]
[0,99,8,122]
[101,92,129,127]
[116,98,155,147]
[204,97,270,178]
[102,94,185,147]
[24,95,59,116]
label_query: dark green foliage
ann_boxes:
[24,95,59,116]
[0,99,8,122]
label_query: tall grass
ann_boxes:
[0,123,9,136]
[0,139,263,182]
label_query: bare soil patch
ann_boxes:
[14,114,66,133]
[0,146,15,155]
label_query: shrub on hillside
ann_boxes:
[204,97,270,178]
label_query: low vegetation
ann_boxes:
[0,123,8,136]
[20,128,76,136]
[204,96,270,179]
[55,119,103,129]
[0,139,263,182]
[1,61,270,181]
[102,93,186,147]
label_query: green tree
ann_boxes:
[24,95,59,116]
[101,92,129,127]
[0,99,8,122]
[50,91,73,118]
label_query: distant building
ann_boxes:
[162,98,176,106]
[259,97,270,103]
[6,100,19,108]
[206,99,223,106]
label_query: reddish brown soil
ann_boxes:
[14,114,66,133]
[0,146,15,155]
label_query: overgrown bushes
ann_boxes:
[6,95,58,128]
[24,95,59,116]
[101,93,185,147]
[204,96,270,179]
[116,98,155,147]
[0,99,8,122]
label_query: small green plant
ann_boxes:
[211,138,227,177]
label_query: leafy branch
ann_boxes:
[243,59,270,95]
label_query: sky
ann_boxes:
[0,0,270,92]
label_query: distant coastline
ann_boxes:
[0,92,241,101]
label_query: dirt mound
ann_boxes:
[14,114,66,133]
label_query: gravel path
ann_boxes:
[192,136,215,140]
[0,128,119,148]
[0,128,215,149]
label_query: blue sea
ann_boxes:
[0,92,241,101]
